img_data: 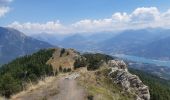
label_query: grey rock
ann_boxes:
[107,60,150,100]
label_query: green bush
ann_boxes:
[0,73,22,98]
[82,53,113,70]
[63,68,67,73]
[74,58,87,69]
[59,66,63,72]
[0,49,55,98]
[60,48,65,57]
[67,68,71,72]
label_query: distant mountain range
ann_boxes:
[1,27,170,63]
[98,29,170,59]
[0,27,54,64]
[132,36,170,60]
[31,28,170,60]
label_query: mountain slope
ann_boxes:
[30,28,170,60]
[31,32,117,52]
[1,48,169,100]
[0,48,150,100]
[0,27,54,64]
[99,29,164,54]
[129,68,170,100]
[132,36,170,60]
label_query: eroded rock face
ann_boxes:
[107,60,150,100]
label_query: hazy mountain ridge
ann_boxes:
[31,28,170,60]
[98,29,170,56]
[132,36,170,60]
[0,27,54,64]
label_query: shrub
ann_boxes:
[67,68,71,72]
[87,95,93,100]
[60,48,65,57]
[83,53,113,70]
[74,58,87,69]
[0,74,22,98]
[63,68,67,73]
[0,49,55,98]
[59,66,63,72]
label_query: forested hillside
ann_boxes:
[0,49,55,98]
[0,49,170,99]
[74,53,114,70]
[129,68,170,100]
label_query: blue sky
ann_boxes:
[1,0,170,34]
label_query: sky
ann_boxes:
[1,0,170,35]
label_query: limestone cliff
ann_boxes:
[107,60,150,100]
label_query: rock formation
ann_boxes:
[107,60,150,100]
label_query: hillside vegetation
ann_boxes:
[0,48,170,100]
[0,49,55,98]
[129,68,170,100]
[74,53,113,70]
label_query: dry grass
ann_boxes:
[11,76,58,100]
[0,96,6,100]
[10,66,135,100]
[47,48,79,71]
[77,68,135,100]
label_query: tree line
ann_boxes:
[0,49,55,98]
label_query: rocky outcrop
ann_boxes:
[107,60,150,100]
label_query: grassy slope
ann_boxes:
[77,68,135,100]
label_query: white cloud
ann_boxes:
[0,0,13,17]
[8,7,170,35]
[0,6,10,17]
[130,7,160,23]
[8,21,70,35]
[71,19,113,33]
[112,12,130,22]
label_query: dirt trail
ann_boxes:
[11,73,86,100]
[49,77,86,100]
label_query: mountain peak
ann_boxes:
[0,27,54,64]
